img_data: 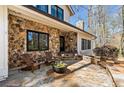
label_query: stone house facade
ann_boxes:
[0,5,96,81]
[8,10,77,68]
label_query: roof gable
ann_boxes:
[66,5,75,16]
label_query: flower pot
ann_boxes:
[52,65,67,73]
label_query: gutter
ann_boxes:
[23,5,96,39]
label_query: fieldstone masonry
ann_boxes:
[8,10,77,68]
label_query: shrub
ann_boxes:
[93,45,119,59]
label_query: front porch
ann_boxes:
[0,5,96,82]
[8,10,77,69]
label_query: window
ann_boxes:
[51,5,64,20]
[39,33,49,50]
[35,5,48,13]
[27,31,39,51]
[58,7,63,20]
[88,40,91,49]
[81,39,91,50]
[51,5,57,17]
[27,30,49,51]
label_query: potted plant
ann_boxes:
[52,61,67,73]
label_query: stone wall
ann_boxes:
[64,32,77,52]
[8,10,77,68]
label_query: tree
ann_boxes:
[87,6,109,47]
[121,6,124,56]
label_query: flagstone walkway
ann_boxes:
[107,63,124,87]
[0,60,114,87]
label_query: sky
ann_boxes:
[69,5,122,31]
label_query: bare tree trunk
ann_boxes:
[121,6,124,56]
[88,5,93,33]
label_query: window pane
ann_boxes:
[88,40,91,49]
[85,40,87,49]
[81,39,91,50]
[39,33,49,50]
[51,5,57,17]
[84,40,86,50]
[36,5,48,13]
[58,8,63,20]
[27,31,39,50]
[81,39,84,50]
[86,40,88,49]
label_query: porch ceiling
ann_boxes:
[8,5,96,40]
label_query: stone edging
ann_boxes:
[98,62,118,87]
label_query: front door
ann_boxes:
[60,36,65,52]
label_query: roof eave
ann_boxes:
[22,5,96,39]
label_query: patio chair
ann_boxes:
[21,53,46,72]
[45,51,56,65]
[9,52,28,71]
[10,52,47,73]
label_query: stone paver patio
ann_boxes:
[0,60,114,87]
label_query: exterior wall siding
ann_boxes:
[77,32,93,55]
